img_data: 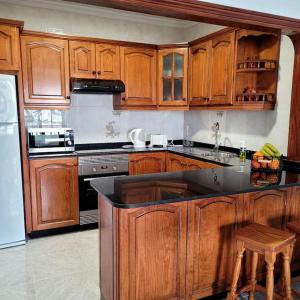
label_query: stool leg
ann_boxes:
[265,251,276,300]
[227,240,245,300]
[249,252,258,300]
[283,244,293,300]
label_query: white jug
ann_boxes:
[128,128,146,148]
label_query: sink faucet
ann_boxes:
[212,122,221,153]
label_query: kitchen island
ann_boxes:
[91,164,300,300]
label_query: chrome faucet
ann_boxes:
[212,122,221,153]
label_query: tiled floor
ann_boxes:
[0,229,299,300]
[0,229,100,300]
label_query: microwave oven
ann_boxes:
[27,128,75,154]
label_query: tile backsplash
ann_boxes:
[24,109,71,128]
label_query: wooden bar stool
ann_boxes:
[287,220,300,298]
[227,223,296,300]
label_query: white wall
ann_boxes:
[70,94,184,144]
[198,0,300,20]
[184,35,294,155]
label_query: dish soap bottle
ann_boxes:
[239,141,247,162]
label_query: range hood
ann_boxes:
[71,78,125,94]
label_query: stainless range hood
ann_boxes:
[70,78,125,94]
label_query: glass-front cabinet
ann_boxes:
[158,48,188,107]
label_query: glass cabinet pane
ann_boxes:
[163,79,172,101]
[174,54,183,77]
[163,54,172,77]
[174,79,183,100]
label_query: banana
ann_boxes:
[260,148,272,159]
[262,145,275,157]
[266,143,279,153]
[274,150,282,158]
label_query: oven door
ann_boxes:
[78,173,127,226]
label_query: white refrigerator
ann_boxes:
[0,74,25,248]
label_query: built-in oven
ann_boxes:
[78,154,129,226]
[27,128,75,154]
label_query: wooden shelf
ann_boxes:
[236,68,276,73]
[236,92,275,102]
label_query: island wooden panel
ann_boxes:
[99,186,300,300]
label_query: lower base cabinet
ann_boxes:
[99,186,300,300]
[29,157,79,231]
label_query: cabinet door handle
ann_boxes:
[66,95,70,99]
[182,98,186,101]
[92,70,96,75]
[97,71,101,75]
[122,96,126,101]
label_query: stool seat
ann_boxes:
[287,220,300,235]
[236,223,295,252]
[227,223,296,300]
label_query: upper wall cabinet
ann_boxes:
[21,35,70,106]
[234,29,280,110]
[69,40,120,80]
[0,24,21,71]
[118,47,157,108]
[189,41,211,106]
[209,32,235,105]
[158,48,188,107]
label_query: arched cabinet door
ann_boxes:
[21,35,70,105]
[189,40,211,106]
[95,44,120,80]
[69,40,96,78]
[129,152,166,175]
[29,157,79,231]
[209,32,235,105]
[0,24,20,71]
[118,202,187,300]
[186,195,242,299]
[120,47,157,106]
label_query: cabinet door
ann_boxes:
[29,157,79,231]
[209,32,235,105]
[21,35,70,105]
[69,40,96,78]
[121,47,157,106]
[119,202,187,300]
[129,152,166,175]
[95,43,120,80]
[166,153,186,172]
[185,156,221,170]
[0,24,20,71]
[158,48,188,106]
[189,41,211,106]
[186,195,243,299]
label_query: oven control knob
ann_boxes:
[67,140,73,146]
[112,166,117,171]
[92,167,97,172]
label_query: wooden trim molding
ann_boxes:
[64,0,300,34]
[0,18,24,29]
[288,33,300,160]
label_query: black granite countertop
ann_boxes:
[90,164,300,209]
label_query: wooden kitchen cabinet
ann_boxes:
[69,40,120,79]
[0,24,21,71]
[29,157,79,231]
[158,47,188,107]
[186,195,243,299]
[209,31,235,105]
[119,46,157,107]
[21,35,70,106]
[189,40,211,106]
[166,153,221,172]
[129,152,166,175]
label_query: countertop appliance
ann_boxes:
[149,134,168,148]
[71,78,125,94]
[128,128,146,148]
[0,74,25,248]
[78,154,129,226]
[27,128,75,154]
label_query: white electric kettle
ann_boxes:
[128,128,146,148]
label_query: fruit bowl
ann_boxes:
[251,143,283,172]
